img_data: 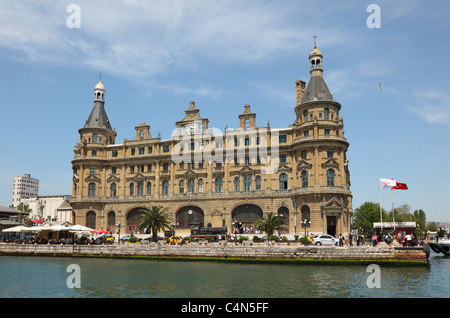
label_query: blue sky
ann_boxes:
[0,0,449,222]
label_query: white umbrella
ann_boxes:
[65,225,93,232]
[2,225,32,233]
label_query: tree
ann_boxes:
[352,202,388,234]
[137,205,173,242]
[413,209,426,235]
[255,212,286,236]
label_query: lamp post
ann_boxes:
[301,219,311,245]
[116,222,121,245]
[233,220,241,245]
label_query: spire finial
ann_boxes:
[313,34,318,47]
[99,72,102,81]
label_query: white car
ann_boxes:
[312,234,337,246]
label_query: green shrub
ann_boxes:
[253,236,261,242]
[294,235,299,241]
[239,236,248,243]
[184,236,191,242]
[128,236,137,243]
[267,235,280,242]
[205,236,215,242]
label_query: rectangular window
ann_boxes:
[216,162,222,168]
[327,148,333,158]
[147,164,152,172]
[324,129,330,136]
[234,137,239,147]
[112,167,117,174]
[90,166,96,174]
[91,150,97,157]
[163,145,170,153]
[179,162,185,170]
[148,146,153,154]
[279,135,287,143]
[234,157,239,166]
[139,147,145,155]
[112,150,118,157]
[163,163,169,171]
[280,154,287,163]
[245,137,250,146]
[304,131,309,137]
[198,161,204,169]
[131,148,135,155]
[301,150,307,160]
[130,165,135,173]
[215,140,223,148]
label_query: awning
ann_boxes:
[2,226,37,233]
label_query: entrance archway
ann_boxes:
[107,211,116,233]
[327,216,337,237]
[277,206,289,234]
[176,206,204,229]
[126,208,145,234]
[232,204,263,234]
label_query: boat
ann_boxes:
[429,238,450,256]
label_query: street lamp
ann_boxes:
[232,220,241,245]
[301,219,311,245]
[116,222,121,245]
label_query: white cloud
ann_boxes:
[404,89,450,126]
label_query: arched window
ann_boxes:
[146,181,152,195]
[88,183,96,197]
[324,108,329,120]
[279,173,288,190]
[92,133,98,144]
[86,211,96,229]
[245,119,250,129]
[179,180,185,193]
[198,179,204,193]
[162,180,169,195]
[301,170,308,187]
[215,178,223,193]
[303,110,308,122]
[244,175,252,192]
[129,182,134,196]
[110,183,117,197]
[188,179,195,193]
[137,181,144,196]
[327,169,335,186]
[255,176,261,190]
[301,205,311,223]
[234,177,240,191]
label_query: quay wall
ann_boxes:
[0,243,429,265]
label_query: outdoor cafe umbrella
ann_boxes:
[2,225,34,233]
[66,225,93,232]
[90,229,108,234]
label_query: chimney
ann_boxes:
[295,79,306,105]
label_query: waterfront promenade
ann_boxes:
[0,239,430,265]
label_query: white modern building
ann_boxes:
[12,174,39,206]
[22,195,72,222]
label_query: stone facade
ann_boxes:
[70,45,353,236]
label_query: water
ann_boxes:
[0,251,449,298]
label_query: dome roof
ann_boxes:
[95,80,105,90]
[310,45,322,56]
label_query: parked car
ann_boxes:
[103,234,115,244]
[120,235,132,242]
[312,234,337,246]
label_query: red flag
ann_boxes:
[392,181,408,190]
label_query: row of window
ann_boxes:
[303,108,334,121]
[86,148,334,176]
[85,170,336,197]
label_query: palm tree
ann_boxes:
[137,205,173,242]
[255,212,286,236]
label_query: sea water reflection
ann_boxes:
[0,252,448,298]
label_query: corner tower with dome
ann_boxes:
[70,45,352,237]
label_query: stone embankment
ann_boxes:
[0,242,429,265]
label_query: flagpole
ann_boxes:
[379,178,383,233]
[391,188,396,233]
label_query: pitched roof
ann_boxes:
[84,102,113,130]
[301,75,333,103]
